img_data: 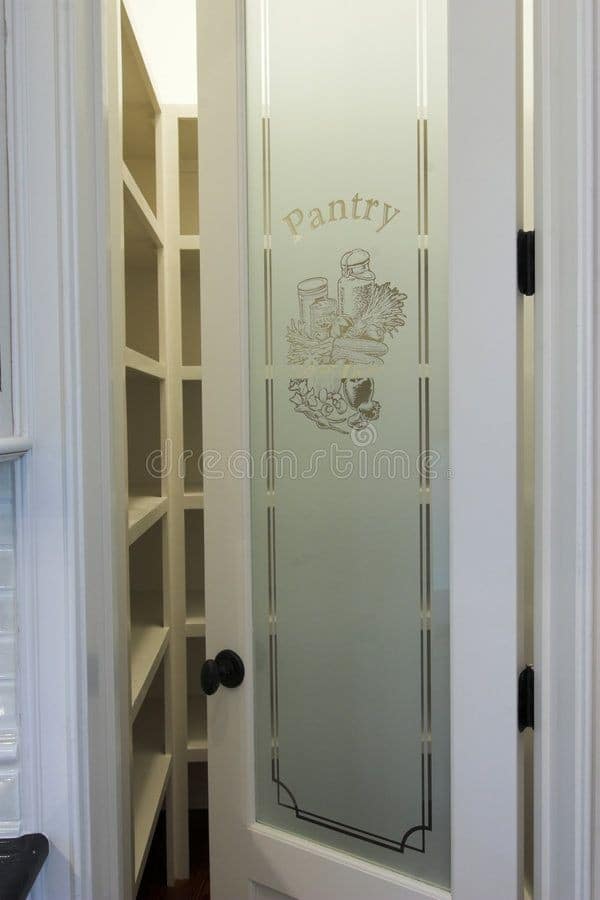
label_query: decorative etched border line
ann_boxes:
[267,497,432,855]
[261,0,434,858]
[263,114,273,367]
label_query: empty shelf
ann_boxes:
[179,235,200,251]
[185,617,206,639]
[183,490,204,510]
[131,626,170,720]
[187,695,207,763]
[186,587,205,626]
[123,163,162,246]
[178,118,199,236]
[128,496,168,545]
[132,751,172,889]
[181,366,203,381]
[125,348,166,381]
[121,5,159,215]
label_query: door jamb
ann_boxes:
[5,0,127,897]
[533,0,597,897]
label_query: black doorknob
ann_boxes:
[201,649,245,696]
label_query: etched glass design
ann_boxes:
[247,0,449,885]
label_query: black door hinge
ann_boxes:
[517,229,535,296]
[518,666,534,732]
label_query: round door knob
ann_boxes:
[201,649,245,696]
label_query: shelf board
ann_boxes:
[133,751,172,890]
[125,347,166,381]
[185,616,206,639]
[131,626,170,720]
[187,695,207,763]
[179,234,200,251]
[186,588,205,629]
[121,5,160,114]
[123,163,163,246]
[183,490,204,510]
[128,496,168,545]
[181,366,202,381]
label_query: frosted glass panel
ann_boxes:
[248,0,449,887]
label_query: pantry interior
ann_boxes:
[108,1,208,893]
[106,1,536,897]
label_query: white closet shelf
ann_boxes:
[183,491,204,510]
[179,235,200,250]
[186,589,205,627]
[187,695,207,762]
[125,347,166,380]
[121,5,160,114]
[133,751,172,890]
[128,496,168,545]
[131,625,170,720]
[181,366,203,381]
[185,617,206,639]
[123,163,163,246]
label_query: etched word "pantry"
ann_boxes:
[282,194,401,238]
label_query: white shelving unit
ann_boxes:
[109,6,205,893]
[131,625,169,715]
[119,6,178,891]
[162,103,206,881]
[132,682,172,891]
[128,496,168,546]
[187,639,208,763]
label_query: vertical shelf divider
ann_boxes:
[163,105,194,881]
[175,109,207,834]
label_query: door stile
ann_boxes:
[198,1,255,898]
[448,0,520,897]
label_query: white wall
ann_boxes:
[124,0,197,105]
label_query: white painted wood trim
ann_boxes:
[197,4,253,898]
[0,0,13,439]
[534,0,596,897]
[247,825,451,900]
[3,0,115,896]
[448,1,519,896]
[593,3,600,895]
[0,437,32,458]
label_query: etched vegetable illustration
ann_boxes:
[287,250,407,436]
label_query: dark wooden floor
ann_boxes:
[137,811,210,899]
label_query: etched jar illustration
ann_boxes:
[298,277,336,338]
[287,248,407,434]
[337,249,376,316]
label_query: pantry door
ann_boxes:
[198,0,519,898]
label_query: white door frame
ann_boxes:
[3,0,597,897]
[5,1,127,897]
[533,0,597,898]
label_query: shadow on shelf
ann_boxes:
[137,811,210,900]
